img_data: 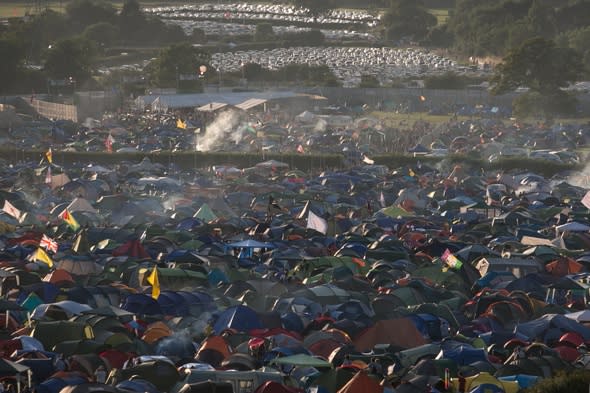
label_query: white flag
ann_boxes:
[362,155,375,165]
[307,210,327,235]
[2,200,21,220]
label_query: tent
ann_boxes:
[353,319,426,352]
[213,305,263,335]
[337,371,383,393]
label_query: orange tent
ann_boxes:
[142,321,172,344]
[337,371,383,393]
[353,319,426,352]
[545,258,584,276]
[43,269,74,284]
[197,335,232,359]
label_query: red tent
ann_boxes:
[337,371,383,393]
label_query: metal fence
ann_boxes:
[29,98,78,122]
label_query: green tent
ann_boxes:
[32,321,94,350]
[194,203,218,223]
[379,205,413,218]
[271,354,333,368]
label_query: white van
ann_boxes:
[172,370,284,393]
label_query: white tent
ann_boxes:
[67,197,98,214]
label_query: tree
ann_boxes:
[491,37,584,96]
[382,0,437,42]
[147,42,211,88]
[0,37,25,93]
[359,74,380,88]
[242,63,266,81]
[43,36,97,83]
[66,0,117,32]
[84,22,119,49]
[525,370,590,393]
[492,37,585,118]
[254,23,275,42]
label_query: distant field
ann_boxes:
[1,2,451,29]
[0,1,181,17]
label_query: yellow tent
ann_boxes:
[451,372,519,393]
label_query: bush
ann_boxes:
[424,72,468,89]
[524,370,590,393]
[513,91,579,120]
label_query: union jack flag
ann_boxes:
[40,234,58,254]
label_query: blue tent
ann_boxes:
[439,345,488,366]
[213,305,262,334]
[498,375,540,389]
[516,314,590,342]
[225,240,276,259]
[35,375,87,393]
[157,291,189,316]
[116,379,159,393]
[120,294,162,316]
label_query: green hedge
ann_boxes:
[0,149,578,177]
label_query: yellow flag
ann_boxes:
[176,119,186,129]
[59,209,80,231]
[46,148,53,164]
[33,247,53,268]
[146,266,160,299]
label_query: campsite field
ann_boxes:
[371,111,590,127]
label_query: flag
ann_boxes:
[105,134,114,153]
[46,148,52,164]
[59,209,80,231]
[296,144,305,154]
[441,248,463,269]
[45,166,52,185]
[2,200,21,220]
[31,247,53,268]
[176,119,187,129]
[40,234,58,254]
[146,266,160,299]
[307,210,327,235]
[379,191,386,208]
